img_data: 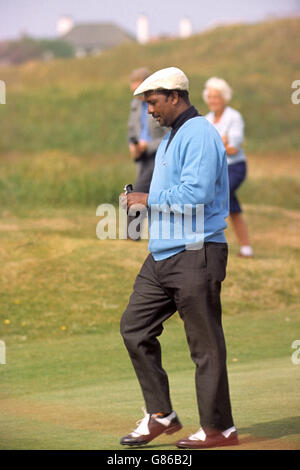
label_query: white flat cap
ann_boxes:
[133,67,189,96]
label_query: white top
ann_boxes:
[205,106,246,166]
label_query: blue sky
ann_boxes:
[1,0,299,40]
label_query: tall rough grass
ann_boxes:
[0,18,299,209]
[1,151,299,210]
[0,17,299,156]
[0,152,134,209]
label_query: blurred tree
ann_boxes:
[0,36,74,65]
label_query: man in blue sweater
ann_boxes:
[120,67,238,449]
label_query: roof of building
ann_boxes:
[62,22,135,50]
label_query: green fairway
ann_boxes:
[0,185,300,449]
[0,325,299,450]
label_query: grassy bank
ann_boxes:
[0,17,299,156]
[0,151,134,209]
[0,151,299,210]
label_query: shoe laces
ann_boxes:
[131,407,150,437]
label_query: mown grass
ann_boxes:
[0,336,299,450]
[0,153,300,449]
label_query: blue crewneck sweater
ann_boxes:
[147,116,229,261]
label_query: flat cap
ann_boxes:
[133,67,189,96]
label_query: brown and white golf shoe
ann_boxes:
[176,426,239,449]
[120,408,182,446]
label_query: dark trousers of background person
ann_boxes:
[228,161,247,214]
[120,242,235,431]
[127,152,155,240]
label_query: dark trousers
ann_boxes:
[228,161,247,214]
[120,242,234,431]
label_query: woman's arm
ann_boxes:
[221,135,239,155]
[222,111,244,155]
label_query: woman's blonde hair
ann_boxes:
[203,77,232,103]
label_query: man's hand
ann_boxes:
[127,192,148,210]
[119,192,149,212]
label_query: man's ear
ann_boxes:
[170,90,180,105]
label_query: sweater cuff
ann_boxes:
[148,191,161,207]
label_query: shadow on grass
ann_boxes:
[121,417,300,450]
[240,416,300,440]
[122,443,174,450]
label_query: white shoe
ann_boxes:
[120,407,182,446]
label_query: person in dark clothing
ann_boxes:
[127,67,169,240]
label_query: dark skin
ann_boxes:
[120,90,191,210]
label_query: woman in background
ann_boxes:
[204,77,253,258]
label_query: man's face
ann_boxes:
[145,91,177,127]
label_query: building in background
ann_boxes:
[0,14,195,65]
[136,14,193,43]
[57,16,74,37]
[57,16,135,57]
[136,14,150,44]
[179,17,192,38]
